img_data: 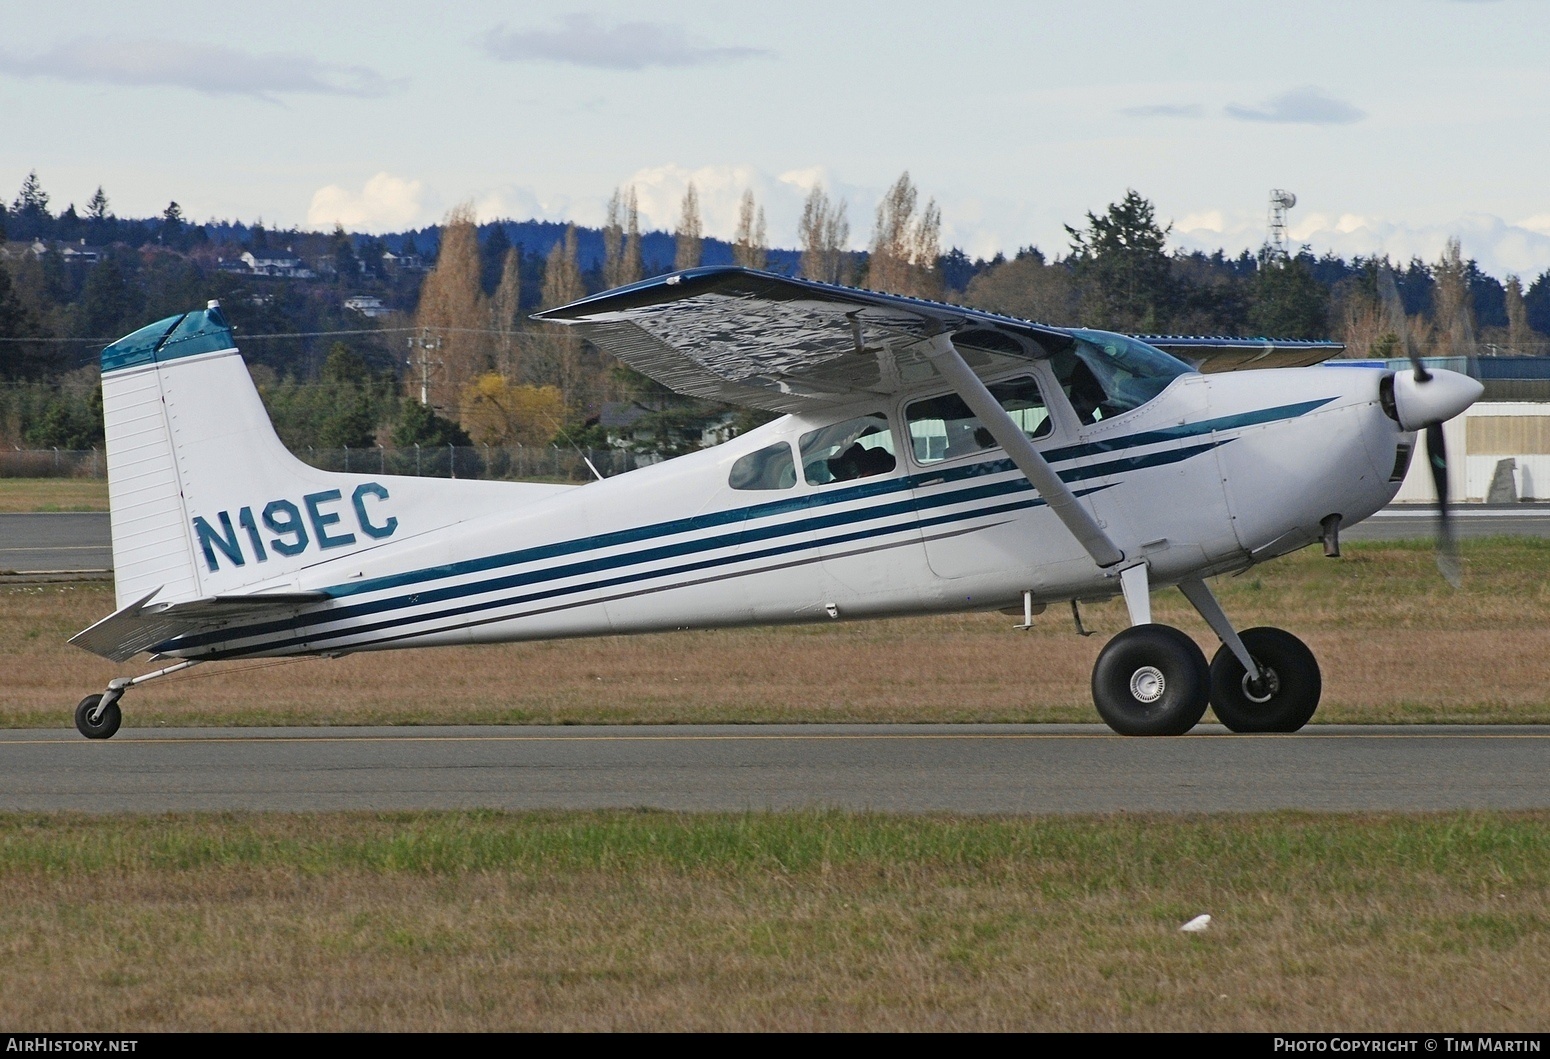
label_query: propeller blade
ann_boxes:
[1377,264,1429,381]
[1427,422,1461,588]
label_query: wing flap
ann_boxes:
[70,589,328,662]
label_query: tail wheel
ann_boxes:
[74,694,122,740]
[1091,624,1211,736]
[1209,627,1321,733]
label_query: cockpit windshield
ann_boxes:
[1052,330,1195,425]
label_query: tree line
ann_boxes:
[4,169,1550,463]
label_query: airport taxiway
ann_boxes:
[2,724,1545,814]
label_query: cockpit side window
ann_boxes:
[729,442,797,490]
[1054,331,1195,425]
[799,413,897,486]
[906,376,1052,465]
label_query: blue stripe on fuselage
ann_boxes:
[167,438,1229,656]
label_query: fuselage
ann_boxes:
[164,360,1410,661]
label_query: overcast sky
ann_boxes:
[4,1,1549,278]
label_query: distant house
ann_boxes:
[381,249,424,271]
[10,239,103,264]
[240,248,316,279]
[343,295,389,318]
[59,240,104,265]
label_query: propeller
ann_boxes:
[1376,264,1477,587]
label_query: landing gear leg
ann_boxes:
[72,660,201,740]
[1090,563,1211,736]
[1178,579,1322,733]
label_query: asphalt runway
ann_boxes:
[2,507,1548,575]
[1,724,1545,814]
[0,513,113,572]
[1345,504,1550,541]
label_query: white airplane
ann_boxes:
[67,266,1482,739]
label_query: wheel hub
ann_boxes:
[1242,665,1280,704]
[1129,665,1166,704]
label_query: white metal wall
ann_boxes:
[1393,402,1550,502]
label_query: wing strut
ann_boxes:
[922,333,1126,569]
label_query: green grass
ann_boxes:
[0,478,108,512]
[0,810,1546,1030]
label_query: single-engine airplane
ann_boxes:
[67,266,1482,739]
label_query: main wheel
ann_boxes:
[1091,624,1211,736]
[1208,627,1321,733]
[74,694,122,740]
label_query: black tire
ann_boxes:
[74,694,122,740]
[1091,624,1211,736]
[1209,627,1321,733]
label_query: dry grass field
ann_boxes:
[2,537,1548,728]
[0,478,108,513]
[0,810,1544,1032]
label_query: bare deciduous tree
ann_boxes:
[535,225,588,408]
[622,186,644,285]
[732,189,767,270]
[674,182,703,271]
[963,252,1078,324]
[603,189,626,289]
[491,248,522,379]
[414,202,489,410]
[1432,236,1476,356]
[867,172,941,298]
[798,185,850,284]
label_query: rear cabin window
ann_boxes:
[729,442,797,490]
[906,376,1052,464]
[799,414,897,486]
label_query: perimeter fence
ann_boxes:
[0,445,651,483]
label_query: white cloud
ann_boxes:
[1172,209,1550,279]
[0,36,403,100]
[1225,86,1365,125]
[307,174,430,231]
[481,15,771,71]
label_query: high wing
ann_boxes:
[532,267,1344,410]
[1139,335,1344,372]
[70,589,329,662]
[532,267,1073,413]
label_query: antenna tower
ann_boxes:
[1267,189,1297,260]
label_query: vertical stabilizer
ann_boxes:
[100,305,235,608]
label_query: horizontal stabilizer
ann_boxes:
[70,588,328,662]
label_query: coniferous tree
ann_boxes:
[481,223,511,295]
[1505,274,1533,353]
[1248,253,1328,339]
[11,171,50,239]
[1065,189,1176,331]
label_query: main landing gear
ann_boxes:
[1088,567,1321,736]
[72,660,200,739]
